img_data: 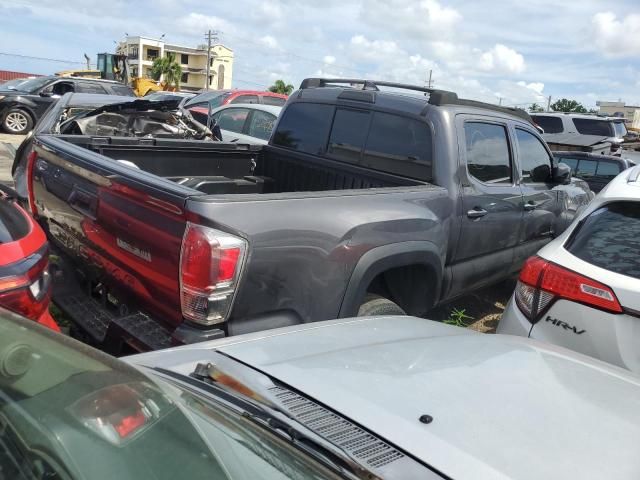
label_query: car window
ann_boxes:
[572,118,614,137]
[76,82,108,94]
[596,161,621,180]
[247,110,276,140]
[327,108,370,164]
[111,85,135,96]
[556,157,578,171]
[566,202,640,279]
[231,95,259,104]
[49,81,75,95]
[184,92,230,108]
[463,122,511,184]
[613,121,627,138]
[188,102,209,110]
[272,103,334,155]
[262,96,286,106]
[216,108,250,133]
[575,159,597,178]
[532,116,563,134]
[362,112,432,181]
[515,128,551,183]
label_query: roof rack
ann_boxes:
[628,164,640,183]
[299,78,534,124]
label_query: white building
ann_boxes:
[116,36,234,91]
[596,101,640,121]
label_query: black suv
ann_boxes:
[554,151,637,192]
[0,76,135,134]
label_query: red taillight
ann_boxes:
[180,223,246,326]
[0,255,51,322]
[515,256,622,322]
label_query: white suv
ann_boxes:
[532,113,627,156]
[498,164,640,372]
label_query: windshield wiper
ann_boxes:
[152,364,378,480]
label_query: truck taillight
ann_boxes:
[515,256,622,322]
[179,223,246,326]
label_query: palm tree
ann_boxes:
[269,79,294,95]
[150,52,182,88]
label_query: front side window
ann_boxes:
[77,82,107,94]
[362,112,432,181]
[515,128,551,183]
[50,82,75,96]
[464,122,511,184]
[247,110,276,140]
[272,103,334,155]
[575,159,597,178]
[215,108,250,133]
[566,202,640,279]
[327,108,370,164]
[573,118,614,136]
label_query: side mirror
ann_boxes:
[553,162,572,185]
[530,164,551,183]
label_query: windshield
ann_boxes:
[0,78,31,91]
[185,91,231,108]
[7,76,53,93]
[0,312,341,480]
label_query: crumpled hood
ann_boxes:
[131,317,640,480]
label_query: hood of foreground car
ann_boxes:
[130,317,640,480]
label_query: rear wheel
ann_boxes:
[3,109,33,134]
[357,294,406,316]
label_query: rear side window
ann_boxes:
[76,82,107,94]
[231,95,259,104]
[327,109,370,164]
[215,108,250,133]
[566,202,640,279]
[573,118,614,137]
[262,96,286,106]
[596,161,621,180]
[247,110,276,140]
[557,157,578,171]
[362,112,432,181]
[532,116,563,134]
[110,85,135,96]
[272,103,334,155]
[464,122,511,184]
[515,128,551,183]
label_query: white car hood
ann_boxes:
[132,317,640,480]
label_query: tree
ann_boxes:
[529,103,544,113]
[269,79,294,95]
[150,52,182,88]
[550,98,588,113]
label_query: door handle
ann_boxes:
[467,208,488,219]
[524,202,537,211]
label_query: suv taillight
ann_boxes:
[0,254,51,321]
[515,256,622,322]
[179,223,246,326]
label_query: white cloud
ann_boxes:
[517,81,545,94]
[592,12,640,57]
[259,35,279,49]
[479,44,525,74]
[323,55,336,65]
[349,35,404,62]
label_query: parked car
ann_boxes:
[0,76,135,134]
[18,78,592,353]
[498,164,640,373]
[4,308,640,480]
[554,151,636,192]
[209,104,281,144]
[0,185,57,330]
[185,89,287,124]
[532,113,627,156]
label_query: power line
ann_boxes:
[0,51,86,65]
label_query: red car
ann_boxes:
[0,185,57,331]
[184,90,287,125]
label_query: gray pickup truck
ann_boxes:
[16,79,591,353]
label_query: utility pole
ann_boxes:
[498,97,503,106]
[426,69,433,89]
[546,95,552,112]
[204,30,219,91]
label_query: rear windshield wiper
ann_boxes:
[151,364,378,480]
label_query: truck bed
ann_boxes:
[61,135,426,195]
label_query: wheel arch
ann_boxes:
[338,241,444,318]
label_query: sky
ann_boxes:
[0,0,639,109]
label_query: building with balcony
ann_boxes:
[116,36,234,91]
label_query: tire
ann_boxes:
[357,294,406,316]
[2,109,34,134]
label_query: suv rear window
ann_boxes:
[566,202,640,279]
[532,116,563,134]
[572,118,614,137]
[272,103,334,155]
